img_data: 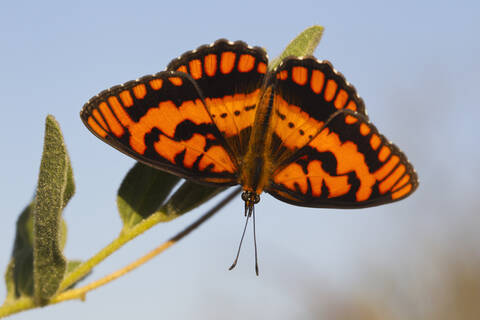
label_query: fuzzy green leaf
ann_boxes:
[269,25,324,71]
[4,204,35,302]
[62,153,75,209]
[4,204,71,305]
[4,260,16,304]
[33,115,73,305]
[117,162,181,230]
[162,181,226,217]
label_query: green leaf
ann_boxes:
[4,204,35,302]
[117,162,180,230]
[33,115,73,305]
[3,203,72,305]
[269,25,324,71]
[66,260,83,274]
[62,152,75,209]
[63,260,90,290]
[4,260,16,304]
[162,181,226,217]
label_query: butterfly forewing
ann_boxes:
[80,71,238,185]
[267,109,418,208]
[267,58,367,166]
[167,39,269,159]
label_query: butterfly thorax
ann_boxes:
[239,85,276,196]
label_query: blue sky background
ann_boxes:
[1,0,479,319]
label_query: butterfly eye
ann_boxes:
[241,191,248,202]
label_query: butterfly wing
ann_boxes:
[267,109,418,208]
[266,57,367,166]
[167,39,268,159]
[80,71,238,186]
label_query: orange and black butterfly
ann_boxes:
[81,39,418,271]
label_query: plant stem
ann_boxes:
[0,298,35,318]
[57,186,240,301]
[58,210,169,292]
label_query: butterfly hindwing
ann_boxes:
[80,71,238,185]
[167,39,269,159]
[267,58,367,166]
[267,109,418,208]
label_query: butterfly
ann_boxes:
[81,39,418,272]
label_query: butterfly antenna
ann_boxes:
[252,205,259,276]
[229,203,251,271]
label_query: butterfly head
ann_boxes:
[241,190,260,216]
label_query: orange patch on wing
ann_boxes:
[307,161,350,197]
[204,54,217,76]
[374,155,400,181]
[205,89,260,138]
[273,95,322,150]
[220,51,236,74]
[167,100,209,132]
[309,128,376,201]
[345,100,357,111]
[370,134,381,150]
[257,62,267,74]
[324,79,338,102]
[334,89,348,109]
[345,115,358,124]
[133,84,147,100]
[153,135,184,163]
[127,99,211,154]
[92,109,108,131]
[189,59,202,79]
[153,132,235,174]
[310,70,324,94]
[273,163,308,194]
[273,160,350,198]
[238,54,255,72]
[149,79,163,90]
[378,145,391,162]
[108,96,134,127]
[169,77,183,86]
[176,100,212,126]
[391,183,412,200]
[176,65,188,73]
[392,174,410,191]
[359,123,370,136]
[87,116,108,138]
[119,90,133,107]
[379,165,406,194]
[182,134,206,168]
[99,102,124,137]
[201,144,236,173]
[291,66,308,85]
[277,70,288,80]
